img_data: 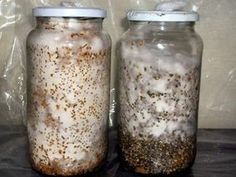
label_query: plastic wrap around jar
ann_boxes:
[117,8,203,175]
[26,7,111,176]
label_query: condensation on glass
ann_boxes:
[26,7,111,176]
[118,9,203,175]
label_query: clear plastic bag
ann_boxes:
[0,0,236,128]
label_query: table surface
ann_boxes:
[0,126,235,177]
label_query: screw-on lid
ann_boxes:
[33,7,107,18]
[127,11,199,22]
[127,1,199,22]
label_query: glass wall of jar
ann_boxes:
[26,7,111,176]
[118,10,203,175]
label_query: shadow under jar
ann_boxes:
[118,10,203,175]
[26,7,111,176]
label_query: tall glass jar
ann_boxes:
[26,7,111,176]
[118,10,203,175]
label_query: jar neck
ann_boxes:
[129,21,195,32]
[36,17,103,31]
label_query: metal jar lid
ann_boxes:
[33,7,107,18]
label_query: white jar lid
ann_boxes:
[33,7,107,18]
[127,10,199,22]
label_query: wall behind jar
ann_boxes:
[0,0,235,128]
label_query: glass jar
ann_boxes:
[118,10,203,175]
[26,7,111,176]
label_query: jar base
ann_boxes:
[120,160,195,177]
[118,130,196,175]
[30,155,106,176]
